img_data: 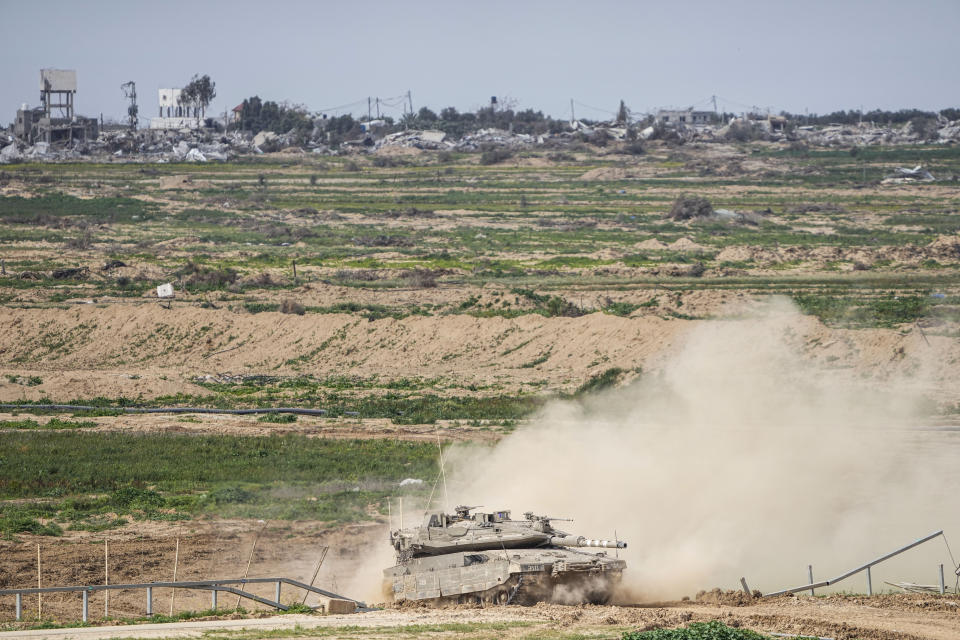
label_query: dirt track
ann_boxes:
[2,526,959,639]
[3,595,960,640]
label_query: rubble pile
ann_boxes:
[374,130,452,150]
[2,116,959,165]
[453,128,539,151]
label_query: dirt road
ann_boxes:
[3,595,959,640]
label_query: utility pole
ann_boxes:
[376,97,380,119]
[712,95,718,114]
[570,98,575,124]
[407,90,413,116]
[367,97,371,121]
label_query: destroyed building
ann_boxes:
[656,109,713,125]
[13,69,98,144]
[149,88,203,130]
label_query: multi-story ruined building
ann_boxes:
[13,69,98,143]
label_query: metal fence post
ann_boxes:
[808,565,814,596]
[15,593,22,621]
[275,581,281,608]
[82,590,88,623]
[146,586,153,616]
[212,588,217,611]
[866,566,872,595]
[939,564,945,595]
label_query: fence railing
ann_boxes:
[0,576,368,623]
[763,530,947,597]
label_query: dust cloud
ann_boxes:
[444,298,960,599]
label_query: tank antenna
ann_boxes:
[437,431,450,512]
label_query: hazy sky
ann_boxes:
[2,0,958,125]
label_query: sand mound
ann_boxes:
[633,239,668,251]
[667,237,707,252]
[716,246,755,262]
[927,234,960,258]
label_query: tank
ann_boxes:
[383,505,626,605]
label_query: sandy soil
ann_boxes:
[1,301,957,407]
[3,595,959,639]
[0,522,384,623]
[3,519,960,639]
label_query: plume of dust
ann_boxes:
[444,298,959,600]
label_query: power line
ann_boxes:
[572,99,618,117]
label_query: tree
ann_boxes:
[179,74,216,121]
[617,100,629,125]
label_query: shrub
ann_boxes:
[208,486,254,504]
[257,413,297,423]
[665,195,713,220]
[479,148,513,165]
[576,367,627,395]
[280,298,306,315]
[405,269,438,288]
[910,116,939,141]
[371,155,400,168]
[111,487,165,510]
[1,516,63,537]
[724,121,764,142]
[179,261,238,289]
[622,621,767,639]
[544,295,583,318]
[66,230,94,250]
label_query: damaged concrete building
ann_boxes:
[14,69,98,144]
[656,109,714,125]
[149,88,203,130]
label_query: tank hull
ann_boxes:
[383,547,624,606]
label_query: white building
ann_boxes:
[149,88,202,130]
[656,109,714,126]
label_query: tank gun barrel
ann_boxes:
[549,535,627,549]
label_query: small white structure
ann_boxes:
[656,109,713,126]
[149,88,202,130]
[156,283,175,298]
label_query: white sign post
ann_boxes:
[157,282,175,308]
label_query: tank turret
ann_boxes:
[383,506,627,606]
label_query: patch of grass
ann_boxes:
[521,351,552,368]
[257,413,297,423]
[0,432,439,498]
[623,621,770,639]
[576,367,628,395]
[793,291,936,327]
[0,510,63,538]
[0,194,159,224]
[0,418,97,430]
[602,302,642,316]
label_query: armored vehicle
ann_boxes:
[383,505,626,605]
